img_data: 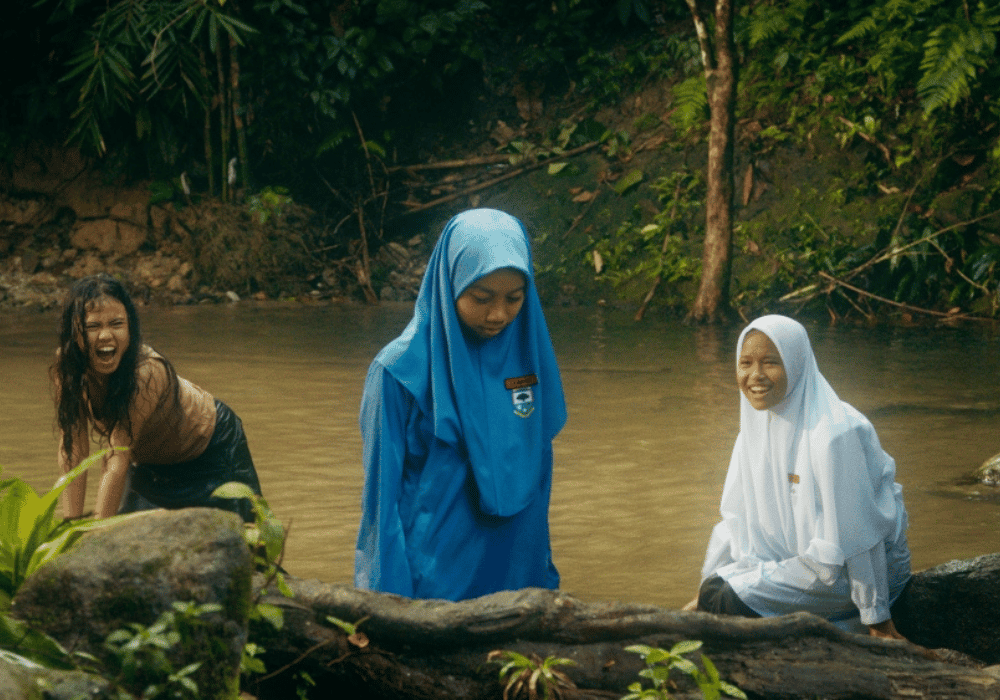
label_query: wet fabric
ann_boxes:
[121,399,262,522]
[130,358,216,464]
[701,314,910,628]
[698,575,761,618]
[355,208,566,600]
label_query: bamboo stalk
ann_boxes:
[230,35,251,194]
[200,47,215,197]
[216,42,230,202]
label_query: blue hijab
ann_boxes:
[374,208,567,516]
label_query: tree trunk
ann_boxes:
[687,0,737,324]
[247,553,1000,700]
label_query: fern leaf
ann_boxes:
[670,76,708,133]
[746,5,789,48]
[837,17,878,45]
[919,23,997,113]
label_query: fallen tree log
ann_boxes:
[248,553,1000,700]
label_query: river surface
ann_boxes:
[2,302,999,608]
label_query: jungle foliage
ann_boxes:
[582,0,1000,320]
[3,0,1000,319]
[731,0,1000,320]
[0,461,292,698]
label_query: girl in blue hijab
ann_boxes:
[354,208,566,600]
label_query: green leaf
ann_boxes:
[0,613,73,669]
[364,140,387,158]
[625,644,655,656]
[720,680,748,699]
[670,657,700,676]
[212,482,257,500]
[276,574,294,599]
[28,512,143,575]
[325,616,356,635]
[702,653,720,683]
[670,640,703,656]
[614,169,644,195]
[255,603,284,630]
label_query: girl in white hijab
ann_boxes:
[691,315,911,638]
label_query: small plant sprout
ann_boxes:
[623,642,746,700]
[487,650,577,700]
[102,601,222,699]
[211,483,291,602]
[212,481,292,682]
[326,615,370,649]
[247,185,293,224]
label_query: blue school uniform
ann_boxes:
[354,209,566,600]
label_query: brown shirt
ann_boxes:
[92,349,217,464]
[130,362,216,464]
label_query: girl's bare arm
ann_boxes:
[58,424,90,518]
[92,358,164,518]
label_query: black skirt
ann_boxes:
[120,399,262,522]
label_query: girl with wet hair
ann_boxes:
[688,314,912,640]
[53,273,262,521]
[355,208,567,601]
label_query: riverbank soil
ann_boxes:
[2,59,996,323]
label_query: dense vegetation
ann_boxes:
[2,0,999,320]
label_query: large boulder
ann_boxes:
[11,508,252,700]
[894,552,1000,663]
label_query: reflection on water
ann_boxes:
[2,303,998,608]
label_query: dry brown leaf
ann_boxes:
[742,164,754,206]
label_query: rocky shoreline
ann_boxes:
[0,143,434,312]
[0,206,430,314]
[0,234,429,313]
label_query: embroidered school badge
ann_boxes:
[505,374,538,418]
[512,386,535,417]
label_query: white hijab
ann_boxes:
[718,315,901,568]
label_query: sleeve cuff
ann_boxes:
[858,604,890,626]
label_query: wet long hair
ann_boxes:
[53,274,178,461]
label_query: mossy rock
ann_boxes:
[0,658,113,700]
[11,508,252,700]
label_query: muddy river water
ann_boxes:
[2,302,998,608]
